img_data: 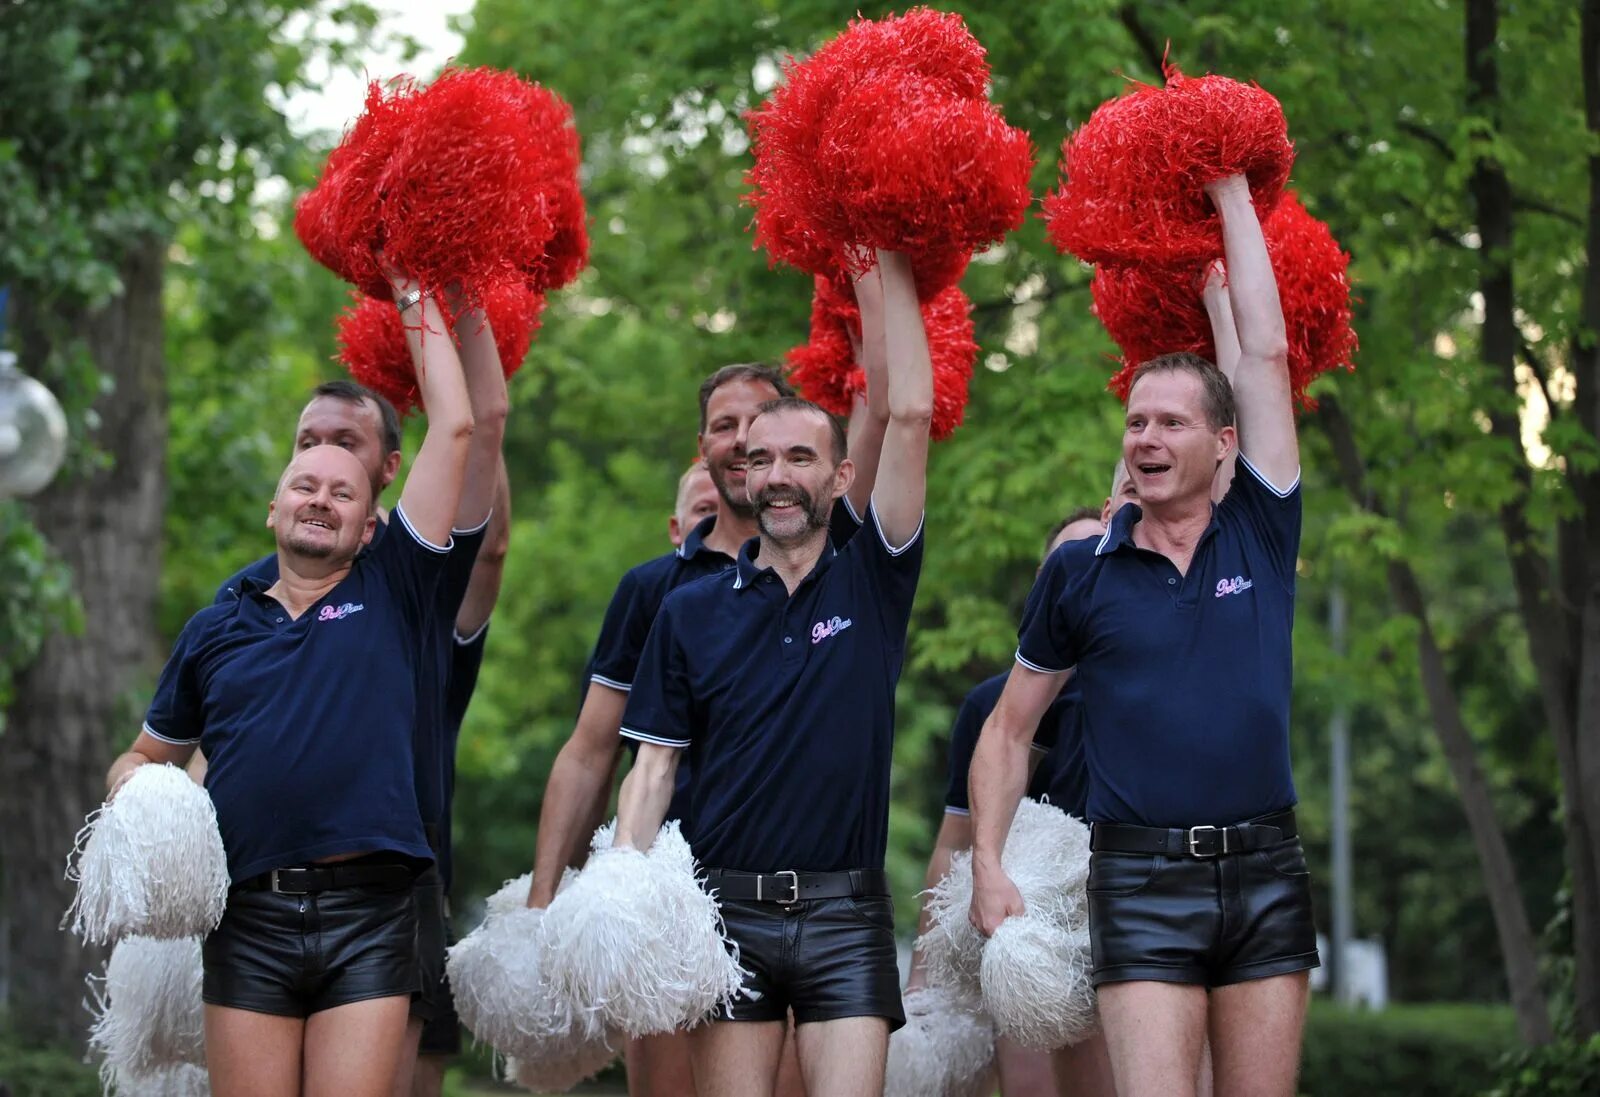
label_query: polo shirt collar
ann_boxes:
[1097,500,1226,557]
[732,534,838,591]
[678,515,720,561]
[238,574,274,597]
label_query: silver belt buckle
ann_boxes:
[757,869,800,905]
[270,868,310,895]
[1186,825,1228,858]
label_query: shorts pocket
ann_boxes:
[844,895,896,933]
[1253,838,1311,879]
[1086,852,1163,897]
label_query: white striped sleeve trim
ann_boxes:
[454,619,490,646]
[590,674,633,693]
[1029,741,1052,754]
[451,509,493,537]
[141,722,200,746]
[943,805,971,817]
[620,726,689,749]
[1238,454,1301,498]
[1015,650,1067,675]
[394,504,453,554]
[868,499,925,556]
[841,494,863,525]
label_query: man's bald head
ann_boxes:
[269,444,378,564]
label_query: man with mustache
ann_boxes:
[611,249,932,1097]
[106,263,477,1097]
[968,175,1314,1097]
[525,283,891,1096]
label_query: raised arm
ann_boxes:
[1206,176,1296,487]
[456,457,510,639]
[387,270,474,546]
[870,250,933,545]
[845,266,889,517]
[443,289,510,531]
[613,743,681,851]
[1203,260,1241,501]
[968,665,1068,934]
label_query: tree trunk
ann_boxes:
[1317,395,1555,1044]
[0,238,168,1042]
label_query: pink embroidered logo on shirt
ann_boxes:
[1215,576,1254,599]
[318,602,365,622]
[811,616,853,644]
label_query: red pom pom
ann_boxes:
[335,284,547,417]
[785,275,977,440]
[298,68,587,301]
[746,9,1033,298]
[1043,65,1295,264]
[1094,192,1355,408]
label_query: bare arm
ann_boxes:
[107,731,198,797]
[969,665,1068,934]
[388,272,475,547]
[456,458,510,638]
[526,683,630,906]
[444,291,510,530]
[1207,176,1296,487]
[870,250,934,545]
[908,811,973,990]
[613,743,681,851]
[1203,260,1241,501]
[845,267,889,517]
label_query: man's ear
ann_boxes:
[1218,424,1238,463]
[380,450,403,491]
[361,514,378,547]
[834,457,856,500]
[1100,496,1113,525]
[266,500,277,529]
[668,515,684,547]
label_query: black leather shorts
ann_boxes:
[411,869,447,1025]
[418,899,461,1056]
[719,894,905,1030]
[1087,837,1320,988]
[202,877,418,1018]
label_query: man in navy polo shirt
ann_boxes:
[907,508,1115,1097]
[669,460,719,548]
[968,175,1314,1097]
[611,249,931,1097]
[106,264,477,1097]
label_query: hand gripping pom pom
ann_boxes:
[88,936,206,1088]
[540,820,747,1037]
[786,275,977,440]
[446,874,618,1079]
[1043,65,1295,264]
[885,986,996,1097]
[297,67,586,302]
[981,916,1096,1050]
[65,764,229,944]
[745,9,1033,298]
[335,282,547,417]
[1094,192,1356,407]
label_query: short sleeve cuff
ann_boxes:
[451,509,493,537]
[868,499,925,556]
[1238,454,1301,498]
[840,495,863,526]
[590,674,633,693]
[394,504,453,554]
[620,726,689,749]
[1029,741,1052,754]
[454,619,490,646]
[141,721,200,746]
[1015,649,1068,675]
[943,805,970,817]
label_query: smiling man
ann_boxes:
[610,251,932,1097]
[968,174,1315,1097]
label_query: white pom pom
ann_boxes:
[102,1063,212,1097]
[884,986,995,1097]
[448,906,573,1053]
[89,936,206,1083]
[484,873,535,921]
[980,915,1096,1050]
[502,1034,619,1094]
[65,764,229,944]
[541,820,746,1037]
[1004,800,1091,921]
[917,849,985,1001]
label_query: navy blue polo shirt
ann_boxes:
[436,621,489,891]
[1016,457,1301,827]
[621,501,923,872]
[213,514,488,865]
[147,505,450,882]
[943,672,1088,820]
[592,500,864,822]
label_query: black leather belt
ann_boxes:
[704,868,889,905]
[235,862,414,894]
[1091,809,1298,860]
